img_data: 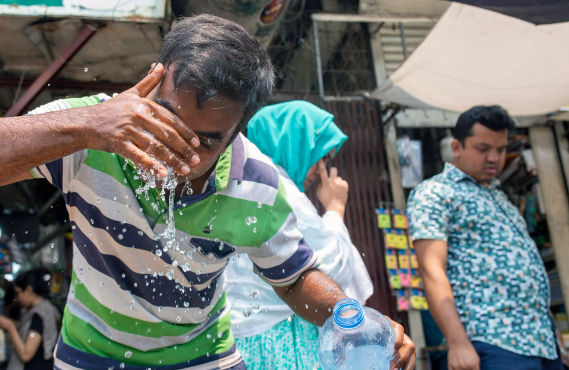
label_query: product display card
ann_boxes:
[384,229,409,250]
[385,249,398,270]
[399,268,411,287]
[410,250,419,269]
[376,208,392,229]
[392,209,409,229]
[397,289,410,311]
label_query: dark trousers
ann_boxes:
[436,342,565,370]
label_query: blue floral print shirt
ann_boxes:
[407,163,556,359]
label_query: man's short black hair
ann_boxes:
[454,106,516,145]
[156,14,274,135]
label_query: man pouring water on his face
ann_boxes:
[0,15,415,370]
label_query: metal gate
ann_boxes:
[270,92,406,325]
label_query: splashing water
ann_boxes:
[135,164,181,253]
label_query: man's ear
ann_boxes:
[450,138,462,160]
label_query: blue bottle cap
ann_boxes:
[333,298,364,329]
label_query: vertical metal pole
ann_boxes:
[385,114,426,369]
[5,23,100,117]
[312,19,325,101]
[399,22,408,60]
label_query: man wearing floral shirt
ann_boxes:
[408,106,567,370]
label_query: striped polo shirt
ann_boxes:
[28,95,320,370]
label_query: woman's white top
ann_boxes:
[226,168,374,338]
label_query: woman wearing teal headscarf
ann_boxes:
[226,101,374,370]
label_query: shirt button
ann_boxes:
[162,215,168,221]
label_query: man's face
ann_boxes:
[451,123,508,185]
[147,66,244,182]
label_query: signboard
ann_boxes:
[0,0,166,20]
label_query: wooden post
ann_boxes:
[530,126,569,312]
[386,119,426,370]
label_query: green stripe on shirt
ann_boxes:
[62,307,234,366]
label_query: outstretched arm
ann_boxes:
[274,269,416,370]
[0,63,200,185]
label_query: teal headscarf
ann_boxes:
[247,101,348,192]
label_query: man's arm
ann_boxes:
[273,268,346,326]
[0,63,200,185]
[274,269,416,370]
[415,239,480,370]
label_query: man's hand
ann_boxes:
[448,342,480,370]
[83,63,201,178]
[389,318,416,370]
[316,160,349,219]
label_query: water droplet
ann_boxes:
[120,363,125,369]
[118,234,124,240]
[207,334,211,339]
[245,216,257,226]
[50,243,54,249]
[184,301,189,307]
[124,351,132,358]
[90,219,94,225]
[305,304,309,309]
[156,249,162,257]
[253,227,257,233]
[84,68,88,72]
[122,274,126,278]
[218,332,223,338]
[30,333,35,338]
[172,260,179,267]
[53,258,57,263]
[176,316,181,322]
[252,305,261,314]
[181,263,191,272]
[207,253,214,259]
[249,290,259,298]
[166,270,174,280]
[242,310,251,318]
[100,282,103,286]
[72,225,77,230]
[257,202,262,209]
[312,363,320,370]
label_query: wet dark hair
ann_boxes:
[14,267,52,298]
[454,106,515,145]
[156,14,275,137]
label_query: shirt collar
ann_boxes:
[443,162,501,190]
[213,133,246,192]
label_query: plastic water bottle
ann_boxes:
[318,298,395,370]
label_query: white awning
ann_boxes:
[372,3,569,117]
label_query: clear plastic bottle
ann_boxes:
[318,298,395,370]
